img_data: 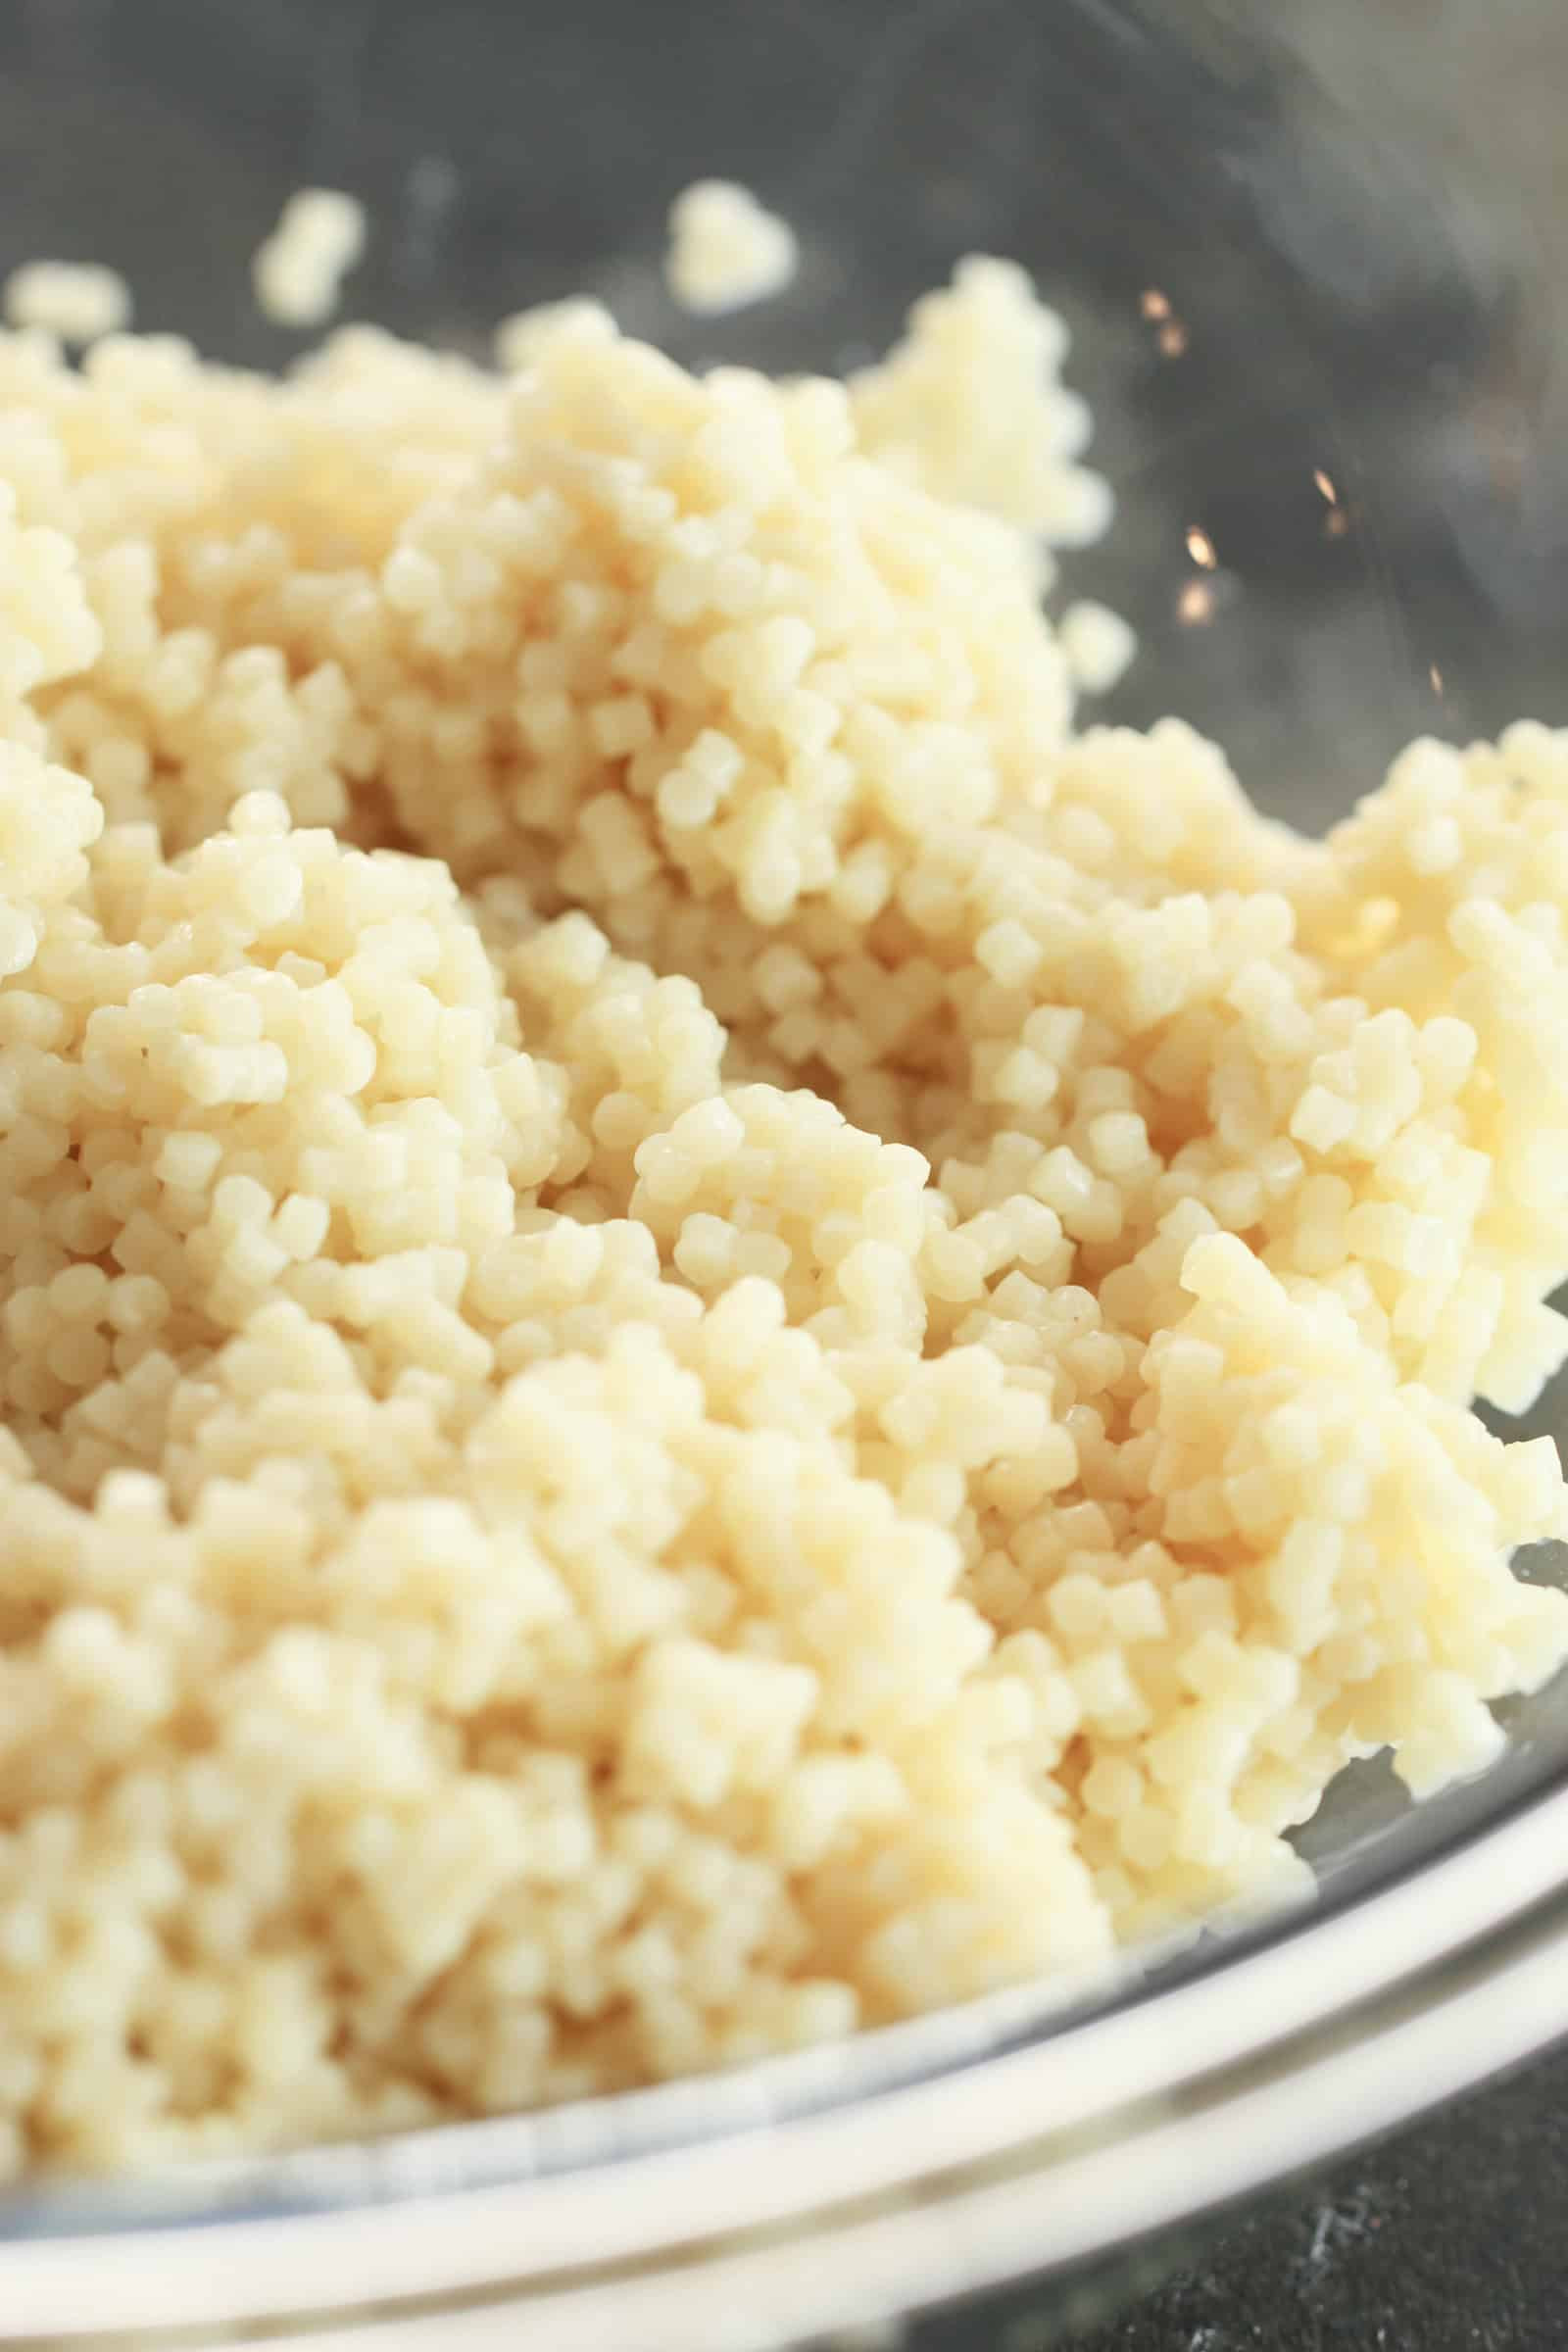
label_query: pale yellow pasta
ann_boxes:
[252,189,367,327]
[0,250,1560,2178]
[3,260,130,343]
[665,178,798,313]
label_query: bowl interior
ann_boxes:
[0,0,1565,2212]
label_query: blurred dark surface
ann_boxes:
[915,2045,1568,2351]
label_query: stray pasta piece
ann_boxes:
[665,178,798,313]
[252,187,367,327]
[1058,600,1137,695]
[4,260,130,343]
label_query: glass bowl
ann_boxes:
[3,0,1567,2342]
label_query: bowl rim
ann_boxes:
[5,1769,1568,2346]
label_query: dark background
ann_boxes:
[910,2049,1568,2351]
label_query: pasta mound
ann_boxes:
[0,258,1562,2173]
